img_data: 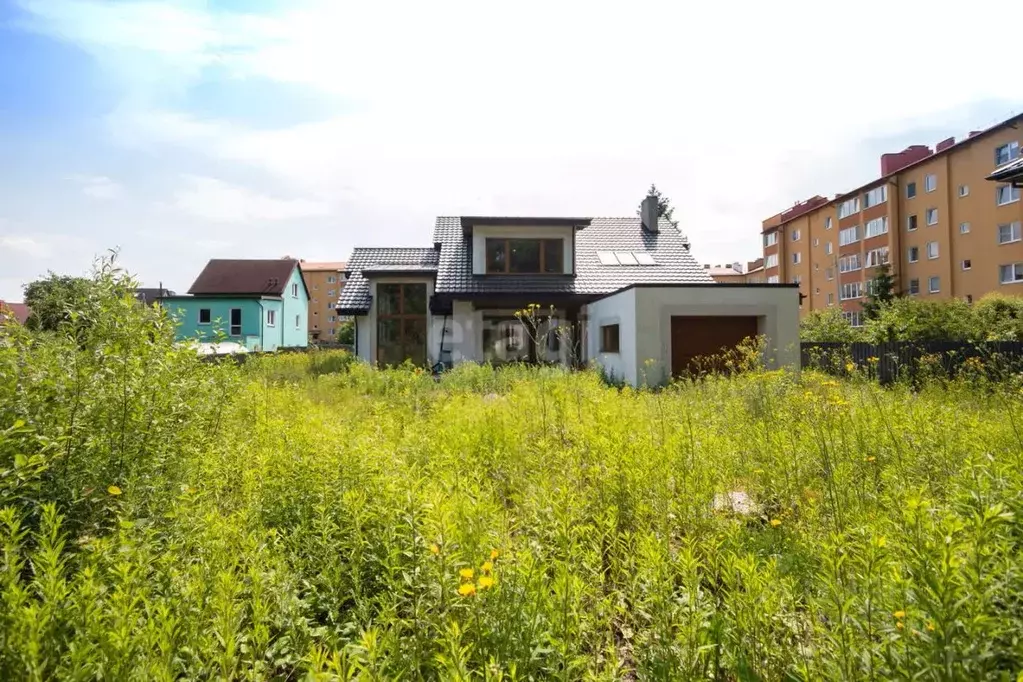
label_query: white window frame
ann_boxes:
[792,252,802,265]
[928,276,940,294]
[813,237,819,247]
[826,267,834,281]
[327,289,335,297]
[792,229,801,242]
[864,216,888,238]
[824,216,833,230]
[909,278,920,295]
[924,174,937,192]
[839,254,861,273]
[863,185,887,208]
[996,185,1021,206]
[961,259,971,271]
[291,283,299,297]
[767,275,780,284]
[995,141,1020,166]
[908,246,920,263]
[839,225,860,246]
[764,232,778,247]
[960,222,970,234]
[907,214,918,231]
[926,208,938,226]
[906,182,917,199]
[765,253,779,268]
[958,184,969,197]
[843,310,864,327]
[1000,262,1023,284]
[827,293,835,304]
[840,281,864,301]
[198,308,212,325]
[926,241,939,260]
[266,310,277,327]
[825,242,833,255]
[998,221,1022,245]
[327,275,337,284]
[838,197,860,219]
[865,247,889,268]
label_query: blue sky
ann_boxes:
[1,0,1021,299]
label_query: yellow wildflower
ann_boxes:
[896,621,904,630]
[481,561,493,573]
[458,582,476,597]
[865,456,876,463]
[429,543,440,555]
[769,519,782,528]
[107,485,122,496]
[753,469,765,475]
[893,610,906,619]
[875,536,887,548]
[478,575,495,590]
[846,362,855,373]
[926,621,935,632]
[490,549,499,561]
[459,568,474,580]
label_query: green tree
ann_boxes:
[637,183,679,229]
[971,292,1023,341]
[863,297,974,343]
[336,319,355,345]
[861,262,898,320]
[800,306,864,342]
[23,274,95,332]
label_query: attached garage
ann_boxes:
[586,283,799,386]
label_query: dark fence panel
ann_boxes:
[801,341,1023,383]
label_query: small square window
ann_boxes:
[327,289,335,297]
[813,238,819,247]
[327,276,336,284]
[791,229,801,241]
[600,324,620,353]
[825,217,833,229]
[926,208,938,226]
[927,242,939,259]
[958,185,969,197]
[929,276,940,293]
[198,308,211,324]
[961,259,971,270]
[907,214,917,231]
[960,222,971,234]
[925,174,937,192]
[906,182,917,198]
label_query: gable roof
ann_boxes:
[188,259,304,297]
[337,248,439,313]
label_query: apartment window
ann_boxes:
[996,185,1021,206]
[864,216,889,238]
[764,232,778,247]
[838,197,860,219]
[329,315,336,323]
[792,229,801,241]
[826,267,834,280]
[1000,263,1023,284]
[327,289,335,297]
[925,174,937,192]
[909,279,920,295]
[295,315,301,329]
[828,293,835,304]
[765,253,779,268]
[838,254,862,273]
[825,242,833,255]
[792,252,801,265]
[967,295,973,304]
[865,247,889,268]
[600,324,620,353]
[813,238,819,247]
[291,283,299,297]
[825,216,833,229]
[907,214,918,231]
[961,259,972,271]
[958,185,969,197]
[198,308,211,325]
[327,303,334,311]
[814,263,819,271]
[486,238,564,274]
[843,310,864,327]
[926,208,938,225]
[767,275,780,284]
[327,275,337,284]
[927,242,939,260]
[839,225,861,246]
[266,310,276,326]
[995,141,1020,166]
[863,185,888,208]
[929,276,940,294]
[906,182,917,199]
[792,275,802,284]
[908,246,920,263]
[815,287,820,294]
[840,282,864,300]
[960,222,971,234]
[998,221,1022,244]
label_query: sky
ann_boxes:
[1,0,1022,299]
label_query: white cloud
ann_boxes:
[171,175,332,223]
[0,235,52,258]
[66,174,123,200]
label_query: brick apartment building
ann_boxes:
[762,113,1023,325]
[703,258,765,284]
[298,261,346,341]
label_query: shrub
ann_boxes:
[800,306,864,342]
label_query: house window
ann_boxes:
[825,216,833,229]
[863,186,887,208]
[909,279,920,295]
[266,310,276,326]
[291,283,299,297]
[767,275,780,284]
[600,324,620,353]
[906,182,917,199]
[907,214,918,231]
[295,315,300,329]
[327,275,336,284]
[328,289,335,297]
[958,185,969,197]
[764,232,778,247]
[924,174,937,192]
[926,242,939,259]
[198,308,211,325]
[329,315,336,323]
[813,238,819,247]
[996,185,1021,206]
[840,282,864,300]
[825,242,833,255]
[377,283,427,366]
[765,254,779,268]
[825,267,834,280]
[843,310,864,327]
[926,208,938,225]
[995,141,1020,166]
[960,222,971,234]
[827,293,834,304]
[961,259,972,271]
[864,217,888,238]
[1000,263,1023,284]
[865,247,889,268]
[792,252,801,265]
[908,246,920,263]
[791,229,801,241]
[929,276,940,293]
[839,225,860,246]
[486,238,564,274]
[998,221,1022,244]
[838,254,861,273]
[230,308,242,336]
[837,197,860,219]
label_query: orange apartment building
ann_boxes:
[762,113,1023,325]
[298,261,346,341]
[704,258,765,283]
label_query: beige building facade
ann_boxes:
[299,261,346,342]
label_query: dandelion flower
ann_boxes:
[481,561,493,573]
[896,621,904,630]
[490,549,499,560]
[429,543,440,555]
[893,610,906,619]
[846,362,856,373]
[459,568,474,580]
[107,485,122,496]
[478,575,495,590]
[458,582,476,597]
[769,519,782,528]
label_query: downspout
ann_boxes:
[353,316,358,357]
[257,300,265,352]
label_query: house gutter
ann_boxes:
[353,316,358,356]
[257,300,265,351]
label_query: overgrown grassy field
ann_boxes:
[3,274,1023,680]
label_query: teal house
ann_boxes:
[164,259,310,351]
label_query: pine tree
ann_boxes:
[862,262,898,320]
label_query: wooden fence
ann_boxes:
[801,341,1023,383]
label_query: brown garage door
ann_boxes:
[671,316,759,377]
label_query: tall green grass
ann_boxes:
[2,262,1022,679]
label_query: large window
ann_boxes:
[1000,263,1023,284]
[765,253,779,268]
[996,185,1021,206]
[376,283,427,366]
[865,217,888,238]
[764,231,778,247]
[839,225,860,246]
[838,254,861,273]
[600,324,620,353]
[838,197,859,219]
[486,238,564,274]
[863,185,887,208]
[840,282,864,300]
[999,221,1022,244]
[865,247,889,268]
[995,141,1020,166]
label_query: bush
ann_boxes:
[972,292,1023,341]
[863,296,975,343]
[800,306,864,342]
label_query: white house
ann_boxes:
[337,194,800,386]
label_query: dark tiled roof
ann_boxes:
[134,287,175,303]
[988,156,1023,183]
[188,259,301,296]
[337,248,439,313]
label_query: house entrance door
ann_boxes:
[376,283,428,366]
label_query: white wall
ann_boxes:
[470,225,575,275]
[584,288,638,385]
[354,315,371,362]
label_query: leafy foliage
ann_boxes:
[22,273,95,332]
[973,292,1023,341]
[336,319,355,345]
[861,262,899,320]
[637,183,679,229]
[800,306,864,342]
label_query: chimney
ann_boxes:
[641,193,659,233]
[935,136,955,152]
[968,130,982,138]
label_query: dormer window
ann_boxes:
[485,238,564,274]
